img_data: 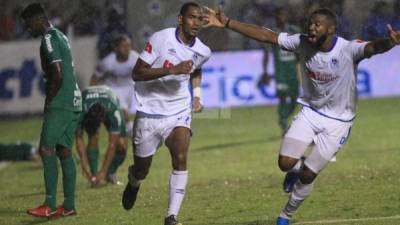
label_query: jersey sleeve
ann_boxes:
[139,32,162,65]
[106,109,123,134]
[348,40,368,62]
[277,33,301,52]
[41,33,62,64]
[93,58,107,78]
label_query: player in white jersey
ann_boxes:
[91,34,139,134]
[204,7,400,225]
[122,2,211,225]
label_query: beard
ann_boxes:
[313,34,328,47]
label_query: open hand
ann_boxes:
[192,97,203,113]
[203,6,229,28]
[387,24,400,45]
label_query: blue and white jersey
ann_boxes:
[135,27,211,116]
[278,33,368,121]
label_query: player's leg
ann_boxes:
[55,145,77,216]
[27,109,66,217]
[123,115,159,210]
[107,136,128,185]
[86,131,100,175]
[164,126,191,225]
[54,111,79,216]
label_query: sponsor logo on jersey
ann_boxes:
[45,34,53,52]
[306,68,339,82]
[144,42,152,54]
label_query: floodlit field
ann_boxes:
[0,97,399,225]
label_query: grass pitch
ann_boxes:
[0,97,399,225]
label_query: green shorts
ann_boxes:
[40,108,80,149]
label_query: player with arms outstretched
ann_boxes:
[121,2,211,225]
[204,6,400,225]
[21,3,82,218]
[75,85,128,186]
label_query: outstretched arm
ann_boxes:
[364,24,400,58]
[203,6,279,44]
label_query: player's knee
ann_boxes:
[172,152,187,170]
[39,145,55,157]
[278,155,297,172]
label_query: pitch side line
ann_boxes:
[293,215,400,224]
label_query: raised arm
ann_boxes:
[364,24,400,58]
[203,6,279,44]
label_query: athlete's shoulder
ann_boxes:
[151,28,175,41]
[193,37,211,58]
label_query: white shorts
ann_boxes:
[280,107,353,173]
[110,85,136,113]
[132,109,192,157]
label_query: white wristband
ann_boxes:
[193,87,201,98]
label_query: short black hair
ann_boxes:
[20,3,47,20]
[83,103,105,135]
[310,8,337,27]
[179,2,200,16]
[114,34,130,47]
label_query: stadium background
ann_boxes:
[1,0,400,115]
[0,1,400,224]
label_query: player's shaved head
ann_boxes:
[310,8,337,28]
[20,3,47,20]
[179,2,200,16]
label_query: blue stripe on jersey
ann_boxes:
[299,103,355,122]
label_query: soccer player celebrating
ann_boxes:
[75,85,128,186]
[21,3,82,218]
[204,6,400,225]
[121,2,211,225]
[259,7,300,136]
[90,34,139,134]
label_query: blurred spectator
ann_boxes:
[327,0,353,40]
[239,0,275,49]
[97,5,130,59]
[70,1,102,35]
[361,1,393,41]
[0,4,14,41]
[393,0,400,31]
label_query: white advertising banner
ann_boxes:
[0,43,399,115]
[201,48,400,109]
[0,37,96,115]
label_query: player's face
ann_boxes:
[179,6,203,37]
[115,38,131,59]
[307,14,335,47]
[23,17,42,37]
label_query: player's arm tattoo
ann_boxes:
[45,62,63,109]
[364,38,396,58]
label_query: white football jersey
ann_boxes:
[94,50,139,87]
[135,27,211,116]
[278,33,368,121]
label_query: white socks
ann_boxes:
[280,180,314,219]
[167,170,188,217]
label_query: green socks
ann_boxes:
[86,148,99,175]
[42,154,58,210]
[107,150,126,176]
[60,156,76,210]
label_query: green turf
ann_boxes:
[0,97,399,225]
